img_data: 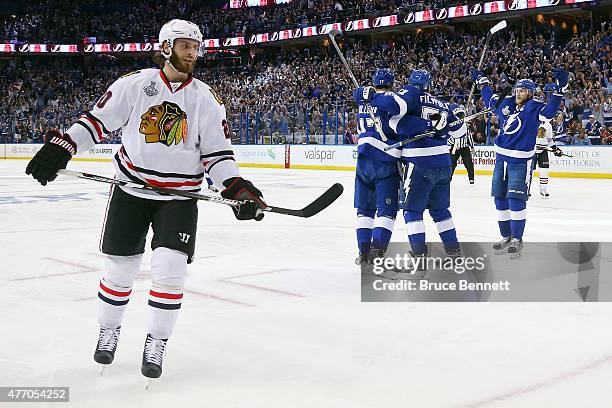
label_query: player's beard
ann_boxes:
[169,53,196,74]
[515,93,530,107]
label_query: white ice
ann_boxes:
[1,159,612,408]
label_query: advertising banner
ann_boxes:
[3,144,610,178]
[288,145,357,170]
[233,145,285,168]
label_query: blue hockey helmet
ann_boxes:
[514,78,536,93]
[372,68,394,88]
[409,69,432,90]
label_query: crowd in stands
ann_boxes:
[203,19,612,144]
[4,0,498,44]
[0,56,145,143]
[1,18,610,145]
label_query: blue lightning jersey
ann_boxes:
[482,86,562,163]
[355,100,401,162]
[369,85,459,167]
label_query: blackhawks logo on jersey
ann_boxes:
[537,127,546,138]
[139,101,188,146]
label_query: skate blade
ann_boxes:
[397,270,426,280]
[99,364,108,376]
[493,248,510,255]
[509,252,522,259]
[145,378,156,391]
[379,270,400,280]
[363,270,399,280]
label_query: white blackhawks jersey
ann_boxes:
[536,120,554,154]
[65,68,239,200]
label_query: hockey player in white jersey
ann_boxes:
[532,83,563,198]
[25,19,266,381]
[533,120,563,197]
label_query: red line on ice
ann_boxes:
[219,269,305,298]
[458,352,612,407]
[12,257,98,281]
[183,289,255,307]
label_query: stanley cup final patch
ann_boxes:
[143,81,159,97]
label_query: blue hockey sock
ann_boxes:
[372,214,395,250]
[429,208,459,252]
[404,211,427,255]
[494,197,511,238]
[508,198,526,240]
[356,209,375,254]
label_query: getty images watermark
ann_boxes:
[370,250,511,293]
[372,252,487,275]
[361,242,609,302]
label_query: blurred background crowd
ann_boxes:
[0,0,610,145]
[1,0,487,43]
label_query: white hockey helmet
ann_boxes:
[159,19,203,58]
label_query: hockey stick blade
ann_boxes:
[268,183,344,218]
[490,20,507,35]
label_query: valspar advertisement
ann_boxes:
[289,145,357,170]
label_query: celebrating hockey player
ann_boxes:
[25,19,266,381]
[473,68,567,257]
[447,103,475,184]
[356,69,462,263]
[352,68,402,272]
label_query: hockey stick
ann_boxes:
[464,20,507,119]
[327,29,388,141]
[384,85,512,151]
[453,20,507,156]
[57,169,344,218]
[545,147,573,158]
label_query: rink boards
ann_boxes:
[2,143,612,179]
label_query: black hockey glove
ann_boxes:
[551,145,564,157]
[221,177,267,221]
[25,130,75,186]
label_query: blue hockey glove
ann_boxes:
[471,69,490,88]
[470,69,484,82]
[353,86,376,103]
[552,68,569,93]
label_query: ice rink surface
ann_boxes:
[1,159,612,407]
